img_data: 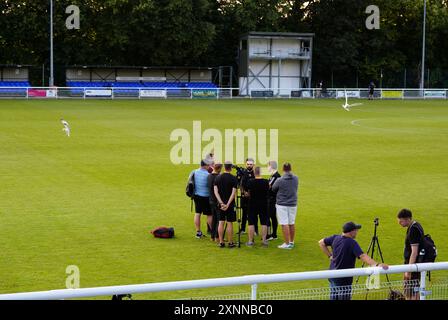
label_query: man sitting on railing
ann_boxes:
[318,222,389,300]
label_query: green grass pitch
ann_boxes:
[1,98,447,299]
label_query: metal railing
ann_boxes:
[0,262,447,300]
[0,87,447,100]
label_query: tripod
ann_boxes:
[356,218,390,299]
[235,189,243,248]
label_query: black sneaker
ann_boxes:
[195,231,204,239]
[219,243,225,248]
[228,242,236,248]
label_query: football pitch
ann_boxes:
[1,98,447,299]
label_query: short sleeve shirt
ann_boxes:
[404,221,424,262]
[324,235,364,270]
[214,173,238,204]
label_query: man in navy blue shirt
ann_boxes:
[319,222,389,300]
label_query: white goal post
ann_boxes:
[0,262,447,300]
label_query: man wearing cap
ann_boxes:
[318,222,389,300]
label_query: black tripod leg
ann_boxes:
[355,237,375,285]
[375,238,390,283]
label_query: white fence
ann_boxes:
[0,262,447,300]
[0,87,448,100]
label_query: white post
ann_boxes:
[420,271,427,300]
[251,284,257,300]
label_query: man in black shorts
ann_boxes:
[240,158,256,234]
[267,160,281,240]
[397,208,425,300]
[246,166,270,247]
[214,161,238,248]
[207,162,222,242]
[368,81,375,100]
[190,160,212,238]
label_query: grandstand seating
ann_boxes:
[66,81,217,89]
[0,81,31,87]
[0,81,30,96]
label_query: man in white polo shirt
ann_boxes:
[272,162,299,249]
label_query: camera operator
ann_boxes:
[246,166,270,247]
[214,161,238,248]
[240,158,256,235]
[267,160,281,240]
[318,222,389,300]
[397,208,425,300]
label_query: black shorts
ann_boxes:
[218,205,236,222]
[248,202,269,226]
[268,198,276,217]
[194,195,212,215]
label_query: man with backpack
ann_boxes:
[186,160,212,239]
[397,208,436,300]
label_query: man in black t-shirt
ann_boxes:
[240,158,256,234]
[207,163,222,242]
[267,160,281,240]
[397,208,425,300]
[368,81,375,100]
[214,161,238,248]
[246,166,270,247]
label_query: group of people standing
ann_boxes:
[188,156,299,249]
[187,157,433,301]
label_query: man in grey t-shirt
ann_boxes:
[272,162,299,249]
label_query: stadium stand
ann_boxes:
[66,81,217,89]
[0,81,31,87]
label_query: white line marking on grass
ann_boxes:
[350,119,365,127]
[350,118,392,131]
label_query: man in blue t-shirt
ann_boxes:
[318,222,389,300]
[191,160,212,238]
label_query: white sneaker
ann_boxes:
[289,242,295,248]
[278,243,291,249]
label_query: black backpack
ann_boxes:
[185,171,195,198]
[414,223,437,263]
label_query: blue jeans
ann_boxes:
[329,279,353,300]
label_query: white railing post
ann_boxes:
[251,284,258,300]
[420,271,427,300]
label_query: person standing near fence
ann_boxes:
[368,81,376,100]
[318,222,389,300]
[397,208,425,300]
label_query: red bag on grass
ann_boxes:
[151,227,175,239]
